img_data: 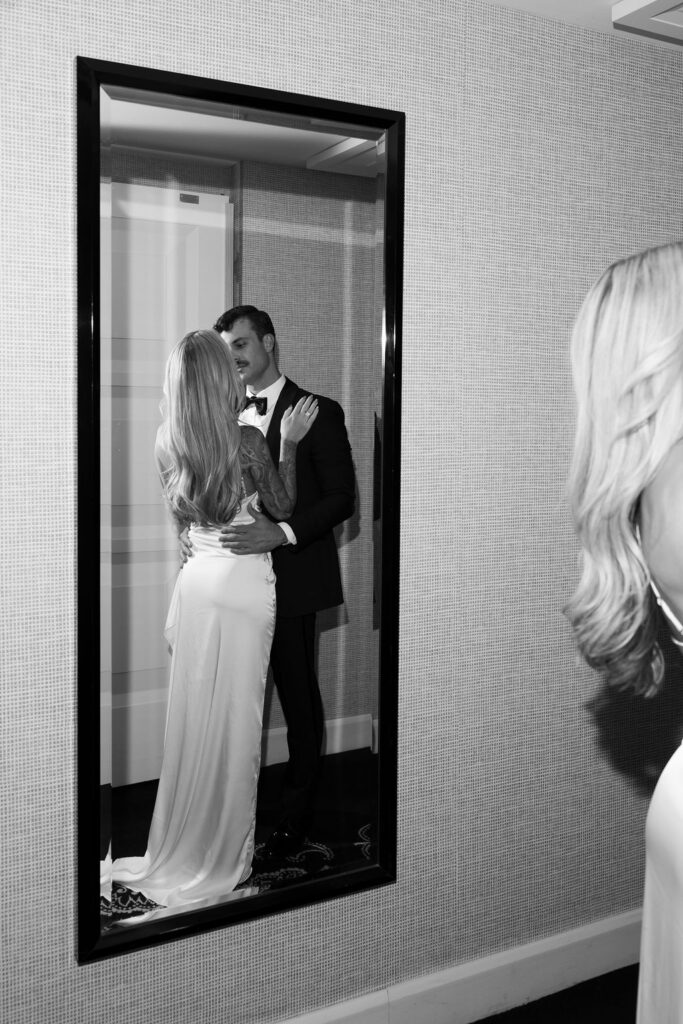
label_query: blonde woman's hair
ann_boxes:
[158,329,245,526]
[566,241,683,695]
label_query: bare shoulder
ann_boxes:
[641,438,683,602]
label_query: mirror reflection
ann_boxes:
[98,84,388,930]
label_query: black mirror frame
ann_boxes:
[76,55,404,962]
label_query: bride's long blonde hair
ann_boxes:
[566,241,683,694]
[157,329,245,526]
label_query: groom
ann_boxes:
[214,305,356,858]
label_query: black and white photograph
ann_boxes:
[4,2,683,1024]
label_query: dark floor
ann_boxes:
[104,747,378,879]
[475,964,638,1023]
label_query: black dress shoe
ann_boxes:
[261,821,305,861]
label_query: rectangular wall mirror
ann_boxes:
[76,56,403,960]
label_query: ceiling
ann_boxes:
[107,88,384,178]
[482,0,683,48]
[107,2,681,170]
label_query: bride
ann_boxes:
[566,242,683,1023]
[112,328,317,910]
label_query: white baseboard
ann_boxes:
[261,714,373,767]
[281,991,389,1024]
[281,910,641,1024]
[110,700,374,786]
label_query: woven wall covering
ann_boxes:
[241,160,380,728]
[2,1,683,1021]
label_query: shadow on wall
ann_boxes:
[588,615,683,796]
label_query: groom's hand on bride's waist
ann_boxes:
[220,503,287,555]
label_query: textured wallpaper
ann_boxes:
[3,1,683,1022]
[241,160,380,729]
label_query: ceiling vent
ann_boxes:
[613,0,683,42]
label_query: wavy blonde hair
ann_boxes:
[157,329,245,526]
[566,242,683,695]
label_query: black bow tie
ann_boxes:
[244,394,267,415]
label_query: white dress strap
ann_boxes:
[649,577,683,649]
[636,524,683,648]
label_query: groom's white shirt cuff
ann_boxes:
[278,522,297,545]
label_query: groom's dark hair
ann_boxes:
[214,305,275,343]
[214,305,279,365]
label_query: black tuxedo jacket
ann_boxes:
[264,377,355,618]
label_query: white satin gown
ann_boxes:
[637,585,683,1023]
[112,492,276,910]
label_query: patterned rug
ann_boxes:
[246,819,375,891]
[101,820,375,926]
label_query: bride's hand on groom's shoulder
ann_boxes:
[281,395,318,443]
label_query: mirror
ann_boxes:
[77,57,403,960]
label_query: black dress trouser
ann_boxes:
[269,611,324,830]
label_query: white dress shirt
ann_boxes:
[239,374,286,436]
[239,374,297,545]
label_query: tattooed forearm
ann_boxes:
[239,425,296,520]
[278,439,297,507]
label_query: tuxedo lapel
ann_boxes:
[265,377,300,463]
